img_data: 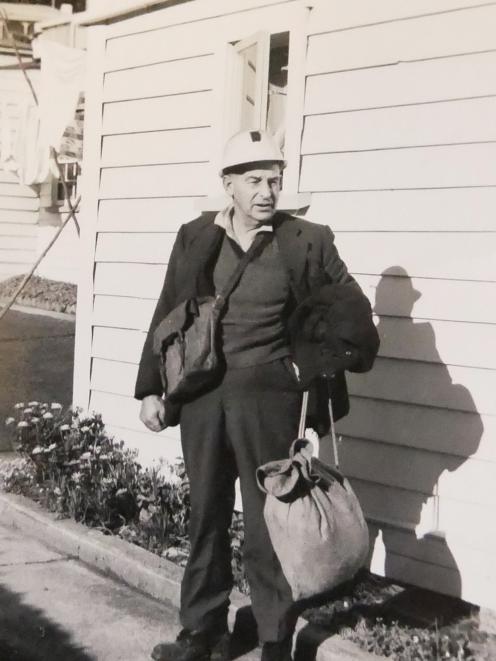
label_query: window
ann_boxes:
[224,31,289,148]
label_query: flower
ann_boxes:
[54,487,62,496]
[17,421,29,428]
[31,417,40,424]
[23,408,33,415]
[59,424,70,432]
[32,446,43,455]
[50,403,62,411]
[42,412,54,420]
[5,417,15,426]
[80,426,90,433]
[80,452,91,460]
[28,401,39,407]
[48,443,57,452]
[71,471,82,483]
[14,403,25,410]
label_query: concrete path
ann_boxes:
[0,308,74,450]
[0,524,261,661]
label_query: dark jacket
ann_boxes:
[134,211,379,433]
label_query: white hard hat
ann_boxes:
[220,130,286,176]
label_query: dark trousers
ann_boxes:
[179,358,302,643]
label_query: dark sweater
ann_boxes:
[213,233,291,368]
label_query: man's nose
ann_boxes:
[259,179,273,198]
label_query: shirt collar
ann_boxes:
[214,204,273,251]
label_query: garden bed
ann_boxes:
[2,401,495,660]
[0,275,76,315]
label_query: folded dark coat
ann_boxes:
[289,283,380,388]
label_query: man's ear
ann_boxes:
[222,174,234,198]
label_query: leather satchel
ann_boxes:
[153,232,270,404]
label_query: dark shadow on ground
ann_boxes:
[0,582,95,661]
[0,309,74,449]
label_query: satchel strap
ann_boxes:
[298,388,340,469]
[214,231,272,310]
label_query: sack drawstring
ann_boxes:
[298,388,340,470]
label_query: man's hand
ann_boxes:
[139,395,167,432]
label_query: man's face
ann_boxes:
[223,163,282,227]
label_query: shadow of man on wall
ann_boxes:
[365,266,484,620]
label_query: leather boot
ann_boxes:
[151,629,230,661]
[260,635,293,661]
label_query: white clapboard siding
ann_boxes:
[94,263,166,299]
[376,317,496,369]
[308,0,494,33]
[354,275,496,325]
[305,188,496,232]
[102,91,213,134]
[0,183,37,198]
[0,196,39,211]
[299,144,496,191]
[104,424,183,467]
[0,263,28,279]
[0,223,37,237]
[98,197,202,232]
[95,232,176,264]
[91,358,139,397]
[353,477,496,552]
[0,210,38,224]
[89,390,181,444]
[347,358,496,416]
[103,55,215,102]
[93,296,155,331]
[0,249,35,265]
[339,436,496,507]
[104,0,303,70]
[339,396,494,462]
[306,4,496,74]
[302,97,496,154]
[0,171,19,184]
[92,326,145,364]
[101,127,213,168]
[0,236,37,251]
[100,163,210,199]
[305,51,496,115]
[334,232,496,281]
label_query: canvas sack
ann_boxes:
[256,395,369,600]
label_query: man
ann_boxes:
[135,130,379,661]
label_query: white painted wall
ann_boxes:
[74,0,496,609]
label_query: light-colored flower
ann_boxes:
[80,426,90,433]
[17,421,29,428]
[116,488,127,496]
[72,471,82,483]
[54,487,62,496]
[42,412,54,420]
[23,408,33,415]
[59,424,70,432]
[99,454,109,461]
[50,402,62,410]
[32,446,43,455]
[80,452,91,460]
[31,417,40,424]
[28,401,39,407]
[5,417,16,426]
[95,446,102,454]
[14,403,25,410]
[48,443,57,451]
